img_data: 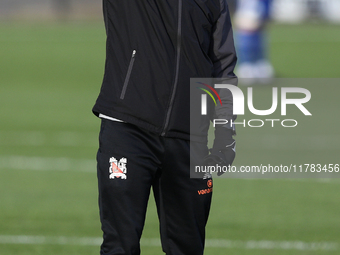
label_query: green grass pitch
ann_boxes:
[0,22,339,254]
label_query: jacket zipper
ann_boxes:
[161,0,182,136]
[120,50,136,100]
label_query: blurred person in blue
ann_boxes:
[234,0,274,81]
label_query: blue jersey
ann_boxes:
[262,0,272,19]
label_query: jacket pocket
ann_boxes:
[120,50,136,99]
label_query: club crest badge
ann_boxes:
[109,157,127,179]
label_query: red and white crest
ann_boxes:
[109,157,127,179]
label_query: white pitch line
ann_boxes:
[270,38,340,43]
[0,155,96,173]
[2,36,340,44]
[0,130,97,147]
[0,235,102,246]
[0,235,338,251]
[205,239,339,251]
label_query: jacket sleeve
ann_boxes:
[209,0,238,127]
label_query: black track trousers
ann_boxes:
[97,119,212,255]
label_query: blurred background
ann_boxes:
[0,0,339,254]
[2,0,340,22]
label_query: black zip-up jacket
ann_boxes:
[93,0,237,140]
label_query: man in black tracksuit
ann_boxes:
[93,0,237,254]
